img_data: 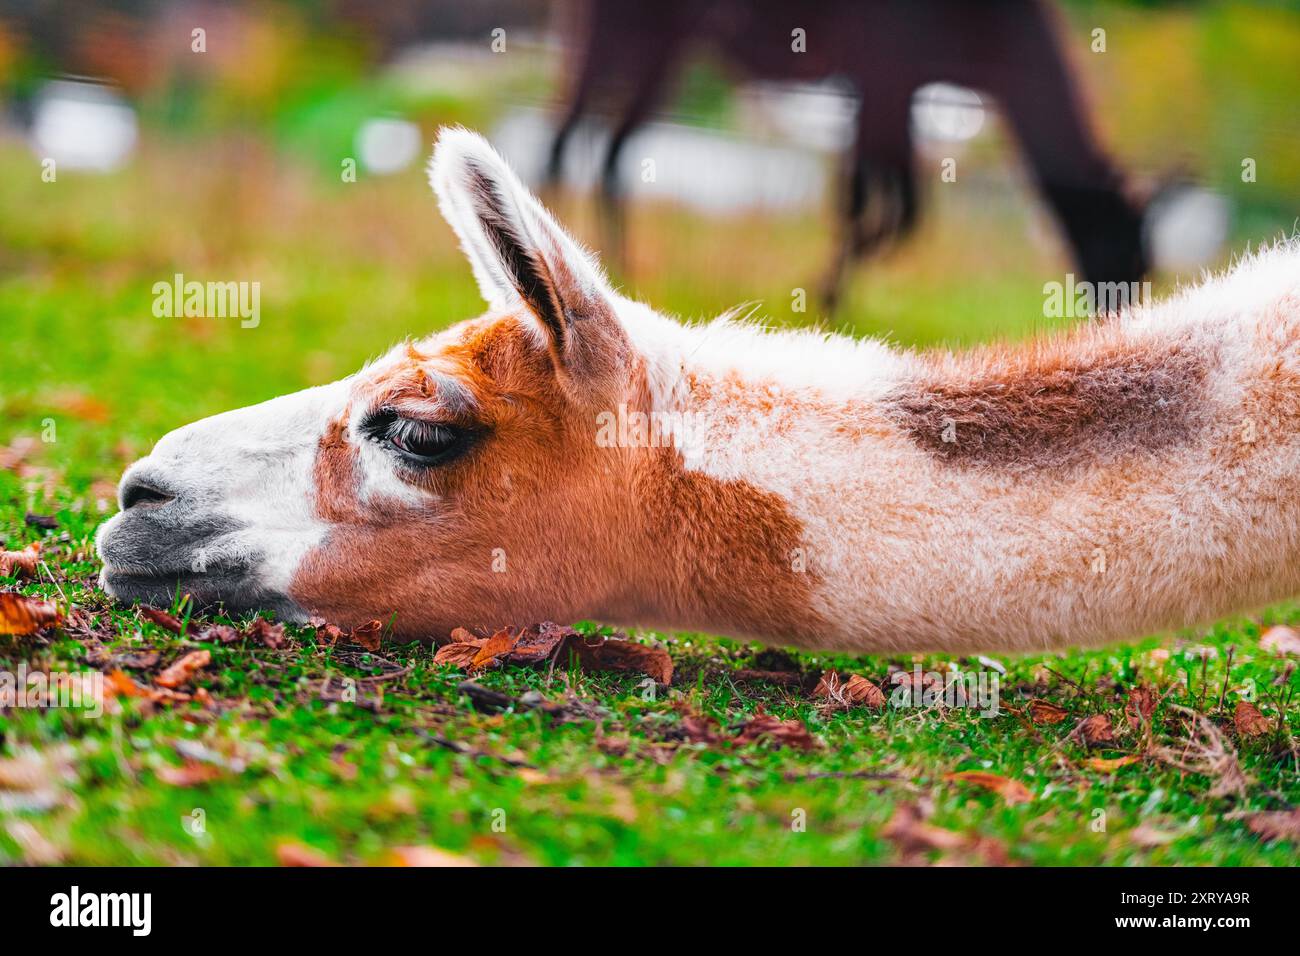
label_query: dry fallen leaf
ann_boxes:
[883,802,969,853]
[944,771,1033,805]
[1026,699,1069,725]
[104,669,195,706]
[814,671,885,708]
[140,606,183,633]
[1125,686,1157,730]
[349,619,384,651]
[1082,755,1140,773]
[503,623,568,664]
[733,713,818,751]
[156,649,211,689]
[559,632,674,685]
[247,616,286,649]
[434,640,484,668]
[0,542,41,578]
[1076,714,1117,747]
[384,845,478,867]
[1259,625,1300,656]
[437,623,673,684]
[470,627,518,669]
[1244,810,1300,844]
[0,592,62,635]
[679,712,723,745]
[882,802,1011,865]
[275,842,338,867]
[156,760,223,787]
[1234,700,1272,738]
[200,623,240,645]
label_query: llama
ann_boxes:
[546,0,1148,308]
[96,129,1300,654]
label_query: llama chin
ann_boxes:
[97,127,1300,654]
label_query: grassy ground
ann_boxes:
[1,137,1298,866]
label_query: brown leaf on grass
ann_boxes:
[275,842,338,867]
[140,606,183,633]
[1244,810,1300,844]
[156,650,211,689]
[114,649,161,670]
[882,802,1011,865]
[1150,705,1248,800]
[1234,701,1272,738]
[199,624,240,645]
[348,619,383,652]
[48,390,111,424]
[0,542,41,578]
[679,712,724,745]
[814,671,885,708]
[559,632,673,685]
[1076,714,1117,747]
[1125,686,1157,730]
[0,593,62,635]
[1259,625,1300,656]
[0,436,38,471]
[246,616,286,649]
[104,669,151,699]
[104,669,195,706]
[1082,755,1140,773]
[883,802,969,854]
[384,845,478,867]
[504,622,569,664]
[470,627,518,669]
[436,623,673,684]
[1026,699,1069,725]
[944,771,1033,805]
[844,675,886,707]
[733,713,818,751]
[156,760,223,787]
[434,640,484,668]
[306,618,345,646]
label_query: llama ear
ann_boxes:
[428,128,624,384]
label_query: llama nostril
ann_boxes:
[120,475,178,512]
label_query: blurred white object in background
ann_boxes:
[30,79,138,172]
[494,108,826,216]
[911,82,985,153]
[735,79,857,153]
[356,117,422,175]
[1145,185,1231,273]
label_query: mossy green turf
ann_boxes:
[1,140,1298,866]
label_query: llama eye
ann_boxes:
[363,411,470,466]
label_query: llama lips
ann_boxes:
[99,565,305,621]
[96,510,306,620]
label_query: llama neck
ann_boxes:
[615,244,1300,654]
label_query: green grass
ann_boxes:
[1,137,1298,867]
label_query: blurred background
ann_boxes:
[1,0,1298,493]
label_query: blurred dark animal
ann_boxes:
[546,0,1148,308]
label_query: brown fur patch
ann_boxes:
[888,339,1212,471]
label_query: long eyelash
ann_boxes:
[359,408,475,466]
[388,417,454,448]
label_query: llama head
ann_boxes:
[96,128,666,637]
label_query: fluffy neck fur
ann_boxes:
[616,242,1300,653]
